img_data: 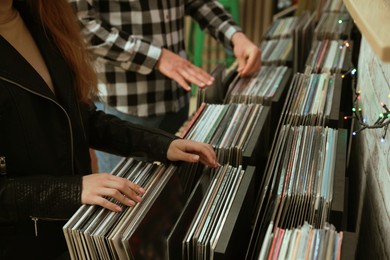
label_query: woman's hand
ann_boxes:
[167,139,219,168]
[81,140,218,211]
[81,173,145,212]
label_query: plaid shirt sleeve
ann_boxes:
[69,0,161,75]
[185,0,242,51]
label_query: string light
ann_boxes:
[345,96,390,141]
[338,42,389,142]
[341,65,390,141]
[341,66,356,79]
[339,40,351,49]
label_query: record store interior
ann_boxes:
[1,0,390,259]
[64,0,390,260]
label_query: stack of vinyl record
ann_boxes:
[314,12,352,40]
[247,125,341,259]
[182,164,245,260]
[292,12,316,73]
[264,125,338,229]
[181,103,268,167]
[243,1,352,259]
[259,221,343,259]
[305,39,352,74]
[224,65,290,105]
[281,73,342,127]
[264,16,301,39]
[261,38,293,66]
[260,12,318,71]
[63,158,197,260]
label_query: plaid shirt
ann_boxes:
[70,0,241,117]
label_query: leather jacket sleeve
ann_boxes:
[85,103,180,163]
[0,105,178,225]
[0,174,82,224]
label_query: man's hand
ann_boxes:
[231,32,261,77]
[156,49,214,91]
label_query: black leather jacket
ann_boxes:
[0,3,176,259]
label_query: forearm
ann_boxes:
[185,0,242,49]
[87,109,178,162]
[70,0,161,74]
[0,175,82,223]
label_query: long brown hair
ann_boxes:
[26,0,98,103]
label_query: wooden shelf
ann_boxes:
[343,0,390,61]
